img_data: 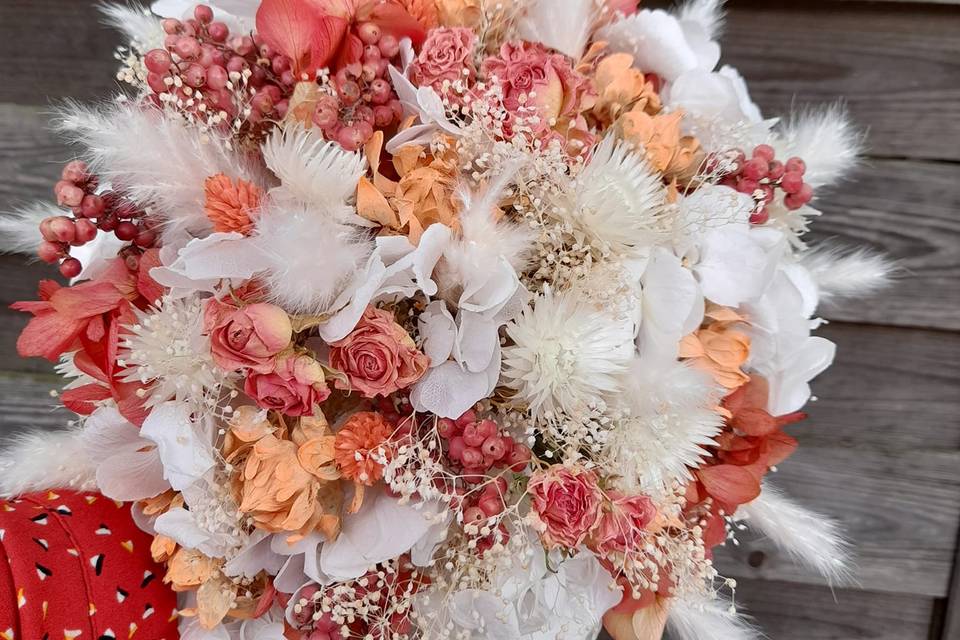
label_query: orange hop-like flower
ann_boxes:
[591,52,662,126]
[334,411,394,487]
[620,109,703,183]
[679,307,751,390]
[204,173,262,235]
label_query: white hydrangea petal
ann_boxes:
[419,301,457,365]
[140,401,216,491]
[410,360,494,419]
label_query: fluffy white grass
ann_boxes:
[261,126,366,216]
[0,429,96,497]
[667,594,760,640]
[677,0,726,40]
[740,482,854,585]
[0,202,52,255]
[515,0,597,60]
[776,103,864,188]
[52,101,267,239]
[98,2,165,50]
[252,201,372,315]
[800,241,896,302]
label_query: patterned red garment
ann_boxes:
[0,491,179,640]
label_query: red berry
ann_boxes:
[749,207,769,225]
[56,184,85,208]
[447,436,466,461]
[115,221,139,241]
[194,4,214,23]
[61,160,88,183]
[760,185,775,204]
[767,160,785,181]
[162,18,182,35]
[780,171,803,194]
[742,157,768,181]
[752,144,775,162]
[184,63,207,88]
[145,49,173,74]
[463,506,486,524]
[476,419,497,440]
[358,22,382,45]
[785,157,806,175]
[461,447,483,468]
[462,423,485,447]
[173,36,201,60]
[437,418,459,439]
[784,183,814,210]
[134,228,158,248]
[478,493,502,517]
[736,178,759,195]
[456,409,478,428]
[48,216,76,243]
[207,21,229,42]
[74,219,98,244]
[147,72,169,94]
[506,445,531,472]
[378,35,399,58]
[207,65,228,89]
[38,240,64,264]
[59,257,82,279]
[481,436,507,460]
[79,194,105,218]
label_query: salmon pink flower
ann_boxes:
[528,465,603,549]
[204,299,292,373]
[244,354,331,416]
[592,491,657,556]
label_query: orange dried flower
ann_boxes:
[620,109,703,183]
[591,53,662,126]
[679,307,751,389]
[334,411,393,486]
[204,173,261,235]
[398,0,440,28]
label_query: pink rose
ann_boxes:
[411,27,477,93]
[204,299,292,373]
[244,354,330,417]
[592,491,657,556]
[528,465,603,548]
[329,306,429,398]
[480,41,595,151]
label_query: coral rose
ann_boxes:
[329,306,429,398]
[528,465,603,549]
[411,27,477,93]
[592,491,657,556]
[244,354,331,417]
[204,299,292,374]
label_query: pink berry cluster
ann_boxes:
[144,4,292,130]
[312,24,405,151]
[41,161,156,278]
[718,144,815,224]
[438,410,532,480]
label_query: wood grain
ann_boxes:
[714,446,960,598]
[722,1,960,162]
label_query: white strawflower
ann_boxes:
[119,295,228,409]
[502,286,635,416]
[605,358,724,496]
[555,137,668,258]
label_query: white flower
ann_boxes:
[637,247,704,361]
[82,406,169,501]
[119,295,226,409]
[140,400,217,491]
[503,287,635,415]
[151,0,258,31]
[607,358,723,496]
[558,138,668,259]
[744,265,835,414]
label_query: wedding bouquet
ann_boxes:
[0,1,894,638]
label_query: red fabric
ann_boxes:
[0,491,179,640]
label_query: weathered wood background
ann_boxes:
[0,1,958,638]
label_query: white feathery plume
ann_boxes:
[98,2,165,50]
[502,286,635,416]
[776,103,864,188]
[261,125,366,215]
[562,137,668,258]
[52,101,267,239]
[800,242,896,302]
[739,482,853,585]
[0,202,53,255]
[514,0,598,60]
[0,429,97,497]
[666,593,760,640]
[252,201,372,315]
[676,0,726,40]
[451,165,535,273]
[606,358,723,496]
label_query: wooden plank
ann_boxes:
[0,0,122,106]
[0,372,70,435]
[721,1,960,162]
[810,160,960,332]
[728,580,937,640]
[714,447,960,597]
[3,103,957,330]
[802,323,960,450]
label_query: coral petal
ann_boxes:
[256,0,347,76]
[697,464,761,506]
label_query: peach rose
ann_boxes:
[528,465,603,548]
[592,491,657,556]
[244,354,331,416]
[329,306,429,398]
[411,27,477,93]
[204,299,292,373]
